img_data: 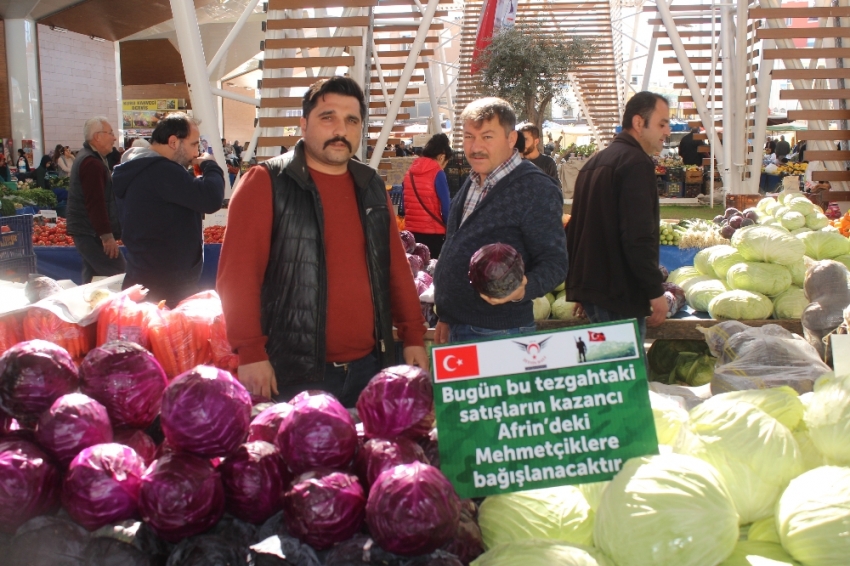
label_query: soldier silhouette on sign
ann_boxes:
[575,336,587,363]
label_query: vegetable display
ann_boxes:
[357,364,435,440]
[0,439,60,532]
[35,392,113,465]
[218,440,286,524]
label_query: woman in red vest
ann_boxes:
[402,133,452,258]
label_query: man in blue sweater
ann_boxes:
[434,98,567,344]
[113,113,224,306]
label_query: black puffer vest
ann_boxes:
[261,141,396,387]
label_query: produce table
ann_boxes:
[659,245,698,272]
[34,244,221,289]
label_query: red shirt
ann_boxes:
[217,165,425,365]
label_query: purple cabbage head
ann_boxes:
[283,469,366,550]
[407,253,423,275]
[80,341,168,429]
[275,393,357,475]
[0,438,60,532]
[160,365,252,458]
[659,264,669,282]
[61,443,146,530]
[412,243,431,267]
[138,452,225,543]
[366,462,461,556]
[426,259,438,276]
[219,441,286,525]
[113,428,158,466]
[354,436,429,488]
[0,339,79,425]
[36,393,113,466]
[357,365,435,440]
[247,402,293,444]
[468,243,525,299]
[400,231,417,254]
[441,505,485,564]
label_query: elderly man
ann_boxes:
[66,116,125,283]
[433,98,568,344]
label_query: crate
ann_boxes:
[685,169,703,183]
[0,214,34,260]
[0,254,36,283]
[684,183,703,198]
[388,184,404,216]
[726,194,762,211]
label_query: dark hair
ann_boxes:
[150,113,198,144]
[513,129,526,153]
[518,123,541,140]
[422,133,452,160]
[302,77,367,121]
[52,144,64,164]
[621,92,668,131]
[460,97,516,135]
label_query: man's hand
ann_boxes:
[434,321,450,345]
[573,302,585,318]
[403,346,430,372]
[192,152,216,166]
[480,276,527,306]
[237,360,278,398]
[100,234,119,259]
[647,295,668,327]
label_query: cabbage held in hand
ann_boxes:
[218,440,286,524]
[80,341,167,429]
[468,243,525,299]
[160,365,251,458]
[709,290,774,320]
[357,365,435,440]
[354,436,429,487]
[0,339,78,425]
[277,392,357,474]
[0,439,60,532]
[726,261,792,297]
[36,393,113,465]
[732,226,806,266]
[138,452,225,542]
[594,453,738,566]
[61,443,145,530]
[471,540,613,566]
[478,486,594,548]
[366,462,461,556]
[797,230,850,260]
[283,469,366,550]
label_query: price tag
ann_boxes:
[40,210,58,226]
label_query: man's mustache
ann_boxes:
[324,136,352,151]
[469,153,488,159]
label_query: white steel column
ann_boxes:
[115,42,125,145]
[5,18,44,162]
[720,4,734,192]
[207,0,263,78]
[641,25,659,92]
[424,66,441,134]
[748,39,774,193]
[170,0,230,190]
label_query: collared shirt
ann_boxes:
[461,149,523,224]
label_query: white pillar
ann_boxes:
[720,4,735,192]
[5,18,44,163]
[114,42,125,146]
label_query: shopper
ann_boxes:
[433,97,567,345]
[0,153,11,182]
[402,133,452,258]
[35,155,55,190]
[15,149,35,181]
[775,135,791,160]
[66,116,125,283]
[518,123,561,189]
[55,145,74,178]
[113,113,224,307]
[217,77,427,406]
[566,91,671,345]
[677,127,705,166]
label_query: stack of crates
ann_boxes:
[389,184,404,217]
[0,214,36,283]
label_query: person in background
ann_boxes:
[217,76,427,406]
[677,127,705,166]
[16,149,35,180]
[402,133,453,258]
[775,135,791,160]
[233,140,243,159]
[0,153,11,182]
[519,123,561,190]
[35,155,56,190]
[66,116,125,283]
[106,145,122,171]
[113,113,224,307]
[566,92,671,346]
[57,146,74,178]
[223,138,234,157]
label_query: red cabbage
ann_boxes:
[0,439,60,532]
[412,243,431,266]
[247,402,293,444]
[62,443,145,530]
[662,282,686,317]
[366,462,461,556]
[36,393,113,466]
[0,339,78,425]
[160,365,251,458]
[80,341,168,429]
[354,437,429,488]
[138,452,225,542]
[276,393,357,474]
[400,231,417,254]
[219,441,286,524]
[357,365,435,440]
[407,254,423,275]
[8,516,89,564]
[113,429,157,466]
[468,243,525,299]
[441,508,485,564]
[283,469,366,550]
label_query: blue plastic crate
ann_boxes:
[0,214,34,260]
[0,254,36,283]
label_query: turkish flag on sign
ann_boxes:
[588,331,606,342]
[434,345,481,381]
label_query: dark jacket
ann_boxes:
[261,141,396,387]
[434,159,567,329]
[112,148,224,299]
[67,143,121,238]
[677,131,704,166]
[566,132,663,317]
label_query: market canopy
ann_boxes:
[766,123,808,132]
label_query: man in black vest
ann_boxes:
[217,77,428,405]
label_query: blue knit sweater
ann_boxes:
[434,160,568,329]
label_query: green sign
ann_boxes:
[431,320,658,498]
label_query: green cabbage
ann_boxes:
[650,391,689,445]
[679,275,716,295]
[780,211,807,231]
[726,262,792,297]
[780,192,798,205]
[694,248,716,276]
[747,516,781,544]
[714,386,804,431]
[668,266,703,287]
[757,197,777,213]
[732,226,806,266]
[478,486,594,548]
[709,246,747,279]
[786,198,815,216]
[647,340,711,382]
[685,278,728,312]
[709,290,774,320]
[792,429,826,472]
[678,398,804,523]
[533,296,551,320]
[805,212,829,230]
[788,259,807,287]
[577,481,609,513]
[772,286,807,319]
[790,227,812,236]
[774,206,790,219]
[762,198,781,216]
[719,541,800,566]
[759,217,780,227]
[803,373,850,466]
[594,453,739,566]
[545,292,556,305]
[470,540,613,566]
[776,466,850,565]
[551,297,582,321]
[834,254,850,271]
[797,230,850,260]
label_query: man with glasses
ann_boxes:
[67,116,125,283]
